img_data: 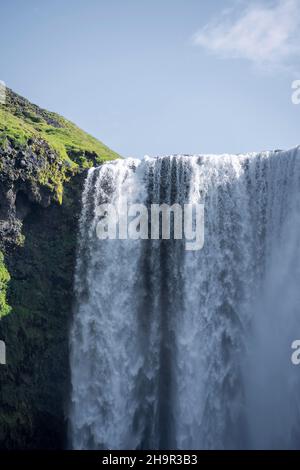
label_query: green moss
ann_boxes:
[0,89,121,448]
[38,117,120,165]
[0,89,121,202]
[0,251,11,318]
[0,108,36,148]
[0,90,120,165]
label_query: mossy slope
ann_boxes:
[1,88,119,164]
[0,89,120,203]
[0,251,11,318]
[0,89,121,448]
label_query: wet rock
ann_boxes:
[0,138,61,248]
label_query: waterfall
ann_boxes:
[69,149,300,450]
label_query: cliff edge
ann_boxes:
[0,89,120,448]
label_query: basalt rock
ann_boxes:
[0,89,120,449]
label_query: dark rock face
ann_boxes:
[0,136,85,448]
[0,173,85,449]
[0,138,59,248]
[0,89,120,449]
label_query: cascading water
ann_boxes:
[69,148,300,450]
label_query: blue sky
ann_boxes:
[1,0,300,157]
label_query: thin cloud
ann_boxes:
[193,0,300,69]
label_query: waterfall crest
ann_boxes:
[70,149,300,449]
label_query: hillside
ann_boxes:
[0,88,119,203]
[0,90,120,448]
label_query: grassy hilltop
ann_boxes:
[0,89,120,448]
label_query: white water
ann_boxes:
[69,149,300,449]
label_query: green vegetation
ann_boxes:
[0,89,121,448]
[0,89,120,202]
[0,108,35,148]
[0,106,119,166]
[0,88,120,164]
[0,251,11,318]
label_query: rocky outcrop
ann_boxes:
[0,138,61,248]
[0,89,120,448]
[0,88,119,250]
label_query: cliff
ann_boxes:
[0,89,120,448]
